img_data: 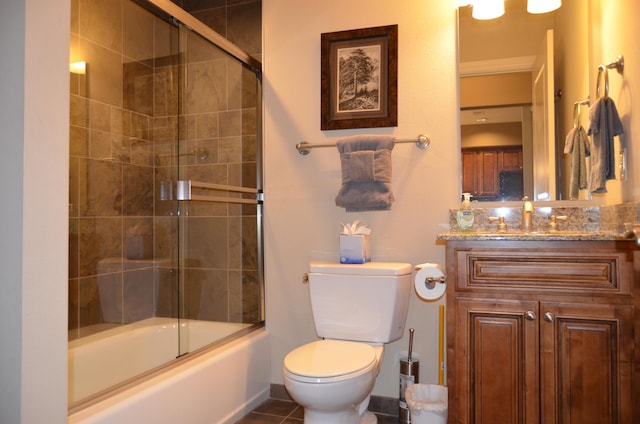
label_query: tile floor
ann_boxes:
[236,398,400,424]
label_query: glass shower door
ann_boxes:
[172,22,263,355]
[68,0,263,407]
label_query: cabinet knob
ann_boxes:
[525,311,537,321]
[543,312,554,322]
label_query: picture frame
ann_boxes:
[321,25,398,130]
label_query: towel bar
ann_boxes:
[295,134,430,155]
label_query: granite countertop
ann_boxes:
[442,201,640,242]
[436,231,631,241]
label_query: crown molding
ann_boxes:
[460,56,536,77]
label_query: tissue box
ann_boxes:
[339,234,371,264]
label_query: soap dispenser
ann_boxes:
[457,193,475,231]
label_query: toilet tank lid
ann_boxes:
[309,261,412,276]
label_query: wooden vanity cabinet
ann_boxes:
[444,240,639,424]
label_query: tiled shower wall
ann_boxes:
[68,0,262,335]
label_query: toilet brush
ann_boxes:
[399,328,419,423]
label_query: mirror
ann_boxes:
[458,0,592,201]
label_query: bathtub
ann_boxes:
[68,317,270,424]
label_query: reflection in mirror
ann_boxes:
[460,105,530,201]
[459,0,591,202]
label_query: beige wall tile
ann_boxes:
[79,0,123,53]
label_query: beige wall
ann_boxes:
[591,0,640,203]
[263,0,459,397]
[460,72,532,108]
[462,122,523,148]
[0,0,70,422]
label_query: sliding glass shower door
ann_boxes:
[68,0,263,407]
[172,17,264,354]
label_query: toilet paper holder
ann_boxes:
[423,274,446,288]
[415,264,447,289]
[414,263,447,301]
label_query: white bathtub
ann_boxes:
[68,317,270,424]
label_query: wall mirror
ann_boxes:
[458,0,593,202]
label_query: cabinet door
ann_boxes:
[477,150,499,196]
[454,299,539,424]
[461,150,499,198]
[501,149,523,171]
[462,150,477,194]
[540,303,633,424]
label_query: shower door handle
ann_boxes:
[176,180,262,204]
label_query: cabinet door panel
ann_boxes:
[478,151,498,196]
[455,299,539,424]
[540,303,633,424]
[462,150,477,194]
[502,149,523,170]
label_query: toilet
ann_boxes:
[283,261,412,424]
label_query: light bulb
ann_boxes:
[472,0,505,20]
[527,0,561,14]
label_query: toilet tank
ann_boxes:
[308,261,412,343]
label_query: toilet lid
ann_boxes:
[284,340,376,378]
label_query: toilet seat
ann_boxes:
[284,340,377,383]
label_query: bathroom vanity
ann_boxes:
[437,234,639,424]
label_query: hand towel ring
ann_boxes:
[573,98,590,128]
[596,65,609,99]
[595,55,624,100]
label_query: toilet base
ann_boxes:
[303,407,377,424]
[301,396,377,424]
[361,409,378,424]
[283,342,385,424]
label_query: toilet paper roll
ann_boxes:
[414,263,446,300]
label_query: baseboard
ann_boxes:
[270,384,399,417]
[222,386,270,424]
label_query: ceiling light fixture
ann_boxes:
[472,0,505,20]
[527,0,561,14]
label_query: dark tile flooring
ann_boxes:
[236,398,400,424]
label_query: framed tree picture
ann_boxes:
[321,25,398,130]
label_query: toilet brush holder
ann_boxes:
[399,356,420,423]
[399,328,419,423]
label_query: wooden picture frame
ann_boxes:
[321,25,398,130]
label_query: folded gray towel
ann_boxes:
[588,96,624,193]
[335,135,395,211]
